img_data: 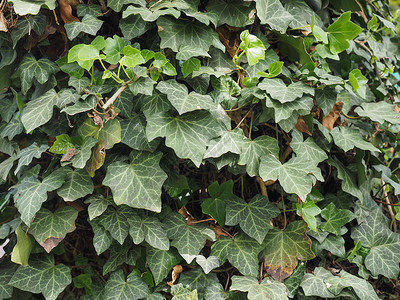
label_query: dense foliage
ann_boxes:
[0,0,400,299]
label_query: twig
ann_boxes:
[281,187,287,230]
[234,109,252,129]
[102,76,135,110]
[382,179,397,232]
[341,111,362,119]
[256,176,268,198]
[373,198,400,206]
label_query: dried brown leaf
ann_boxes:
[167,265,183,286]
[322,101,343,131]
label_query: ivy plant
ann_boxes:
[0,0,400,299]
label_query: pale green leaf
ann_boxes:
[211,233,262,277]
[319,234,345,257]
[69,136,97,168]
[331,126,379,152]
[261,221,315,281]
[259,78,314,103]
[147,247,182,285]
[206,0,255,27]
[15,143,49,174]
[349,69,368,98]
[123,5,180,22]
[120,15,152,39]
[354,102,400,124]
[230,275,288,300]
[11,225,34,266]
[29,207,78,253]
[128,215,170,250]
[295,201,321,231]
[98,205,134,244]
[196,255,220,274]
[9,0,56,15]
[103,150,167,212]
[265,95,314,123]
[157,80,216,115]
[104,270,149,300]
[64,15,104,40]
[320,203,355,235]
[9,254,71,300]
[290,129,327,163]
[256,0,294,33]
[226,194,280,244]
[204,128,245,158]
[85,195,113,221]
[57,168,94,202]
[89,219,113,255]
[146,111,224,167]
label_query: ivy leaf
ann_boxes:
[211,233,262,277]
[157,16,224,59]
[140,90,172,117]
[257,61,284,78]
[201,180,235,226]
[146,111,224,167]
[120,15,152,40]
[164,212,215,263]
[351,208,400,278]
[0,259,18,299]
[239,30,266,66]
[300,267,337,298]
[327,11,363,54]
[290,129,327,163]
[49,134,75,154]
[11,15,46,48]
[9,0,56,16]
[331,126,379,152]
[15,143,49,174]
[69,136,97,168]
[119,45,145,68]
[206,0,254,27]
[85,195,113,221]
[179,268,219,294]
[196,255,220,274]
[64,15,104,40]
[230,276,289,300]
[156,80,216,115]
[29,207,78,253]
[259,78,314,103]
[89,219,113,255]
[9,254,71,300]
[128,214,170,250]
[204,128,245,159]
[103,270,149,300]
[103,35,125,64]
[171,283,198,299]
[102,240,138,275]
[261,221,315,281]
[123,5,180,22]
[108,0,145,12]
[349,69,368,98]
[147,247,182,285]
[226,194,280,244]
[15,169,68,226]
[11,225,34,266]
[354,102,400,124]
[265,95,313,123]
[21,89,59,132]
[259,155,322,201]
[295,201,321,231]
[97,205,134,245]
[320,203,355,235]
[57,168,94,202]
[327,157,363,200]
[256,0,294,33]
[16,54,59,94]
[103,150,167,212]
[238,135,279,177]
[315,87,338,115]
[120,113,159,151]
[180,58,201,78]
[319,234,345,257]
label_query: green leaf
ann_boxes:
[349,69,368,98]
[211,233,262,277]
[261,221,315,281]
[147,247,182,285]
[119,45,145,68]
[181,58,201,78]
[164,212,214,263]
[239,30,266,66]
[16,54,59,94]
[238,135,280,177]
[0,259,18,299]
[259,155,322,201]
[73,273,92,294]
[320,203,355,235]
[15,169,68,226]
[11,15,46,48]
[230,276,288,300]
[257,61,284,78]
[295,201,321,231]
[196,255,220,274]
[88,219,113,255]
[120,15,152,40]
[98,205,133,244]
[315,87,338,116]
[102,240,137,275]
[21,89,59,132]
[157,16,224,59]
[68,44,101,71]
[70,136,98,168]
[64,15,104,40]
[128,214,170,250]
[351,208,400,278]
[57,168,94,202]
[103,150,167,212]
[259,78,314,103]
[123,5,180,22]
[201,191,227,225]
[171,283,198,300]
[276,32,313,65]
[319,234,345,257]
[78,118,121,150]
[15,143,49,174]
[146,111,224,167]
[355,102,400,124]
[29,206,78,253]
[104,270,149,300]
[265,95,313,123]
[11,225,34,266]
[104,35,125,64]
[108,0,145,12]
[256,0,294,33]
[49,134,75,155]
[226,194,280,244]
[8,0,56,15]
[206,0,254,27]
[85,195,113,221]
[331,126,379,152]
[179,267,219,294]
[290,129,327,163]
[157,80,216,115]
[9,254,71,300]
[327,11,363,54]
[204,128,245,159]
